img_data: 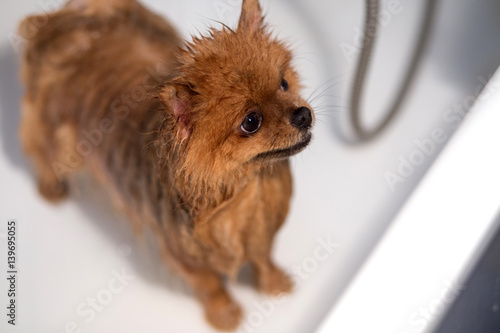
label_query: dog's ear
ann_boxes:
[159,84,195,139]
[238,0,263,32]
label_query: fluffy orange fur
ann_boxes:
[18,0,314,330]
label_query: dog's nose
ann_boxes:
[290,107,312,130]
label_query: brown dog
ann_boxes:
[18,0,314,330]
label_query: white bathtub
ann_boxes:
[0,1,499,332]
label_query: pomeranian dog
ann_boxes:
[18,0,313,330]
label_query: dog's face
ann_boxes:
[159,0,313,181]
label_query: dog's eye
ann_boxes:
[280,78,289,91]
[240,112,262,134]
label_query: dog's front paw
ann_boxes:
[258,267,293,296]
[38,179,69,202]
[204,293,242,331]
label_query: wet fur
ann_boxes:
[18,0,313,330]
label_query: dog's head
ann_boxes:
[158,0,313,186]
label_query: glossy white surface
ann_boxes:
[317,67,500,333]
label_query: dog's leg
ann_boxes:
[249,162,294,295]
[245,231,293,296]
[154,231,242,331]
[188,269,242,331]
[246,234,293,296]
[20,100,74,202]
[246,216,293,295]
[252,256,293,296]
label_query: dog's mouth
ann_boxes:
[255,132,312,160]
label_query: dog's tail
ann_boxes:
[63,0,138,16]
[17,0,166,72]
[17,0,172,60]
[17,8,84,85]
[17,0,138,49]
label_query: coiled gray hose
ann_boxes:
[350,0,438,142]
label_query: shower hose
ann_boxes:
[350,0,438,142]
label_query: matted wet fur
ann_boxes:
[18,0,314,330]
